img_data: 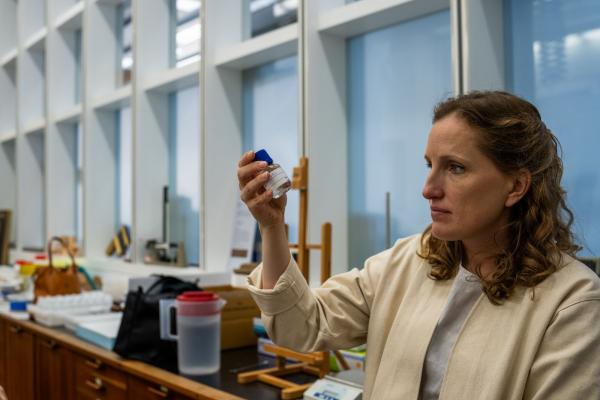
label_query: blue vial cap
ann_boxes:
[254,149,273,165]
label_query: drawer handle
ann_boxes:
[147,385,170,398]
[42,339,57,350]
[85,377,104,391]
[85,359,103,369]
[9,325,22,334]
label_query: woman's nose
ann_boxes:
[422,173,443,200]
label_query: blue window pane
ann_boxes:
[249,0,297,38]
[171,0,201,68]
[505,0,600,256]
[347,10,452,268]
[76,122,82,243]
[169,86,200,265]
[118,0,132,86]
[243,56,299,245]
[116,106,132,230]
[75,29,82,103]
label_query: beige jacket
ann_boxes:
[247,234,600,399]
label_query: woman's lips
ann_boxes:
[430,207,450,220]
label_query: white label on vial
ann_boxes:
[266,167,289,190]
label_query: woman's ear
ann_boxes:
[505,169,531,207]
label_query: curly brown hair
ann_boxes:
[418,91,581,304]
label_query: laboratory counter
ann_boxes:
[0,311,312,400]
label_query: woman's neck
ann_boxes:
[462,237,506,278]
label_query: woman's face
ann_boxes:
[422,113,515,244]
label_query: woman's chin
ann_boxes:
[430,224,459,241]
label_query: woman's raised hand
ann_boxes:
[237,150,287,229]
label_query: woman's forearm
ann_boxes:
[260,223,291,289]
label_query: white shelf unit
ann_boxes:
[0,1,17,60]
[46,0,85,244]
[19,0,47,47]
[0,57,17,139]
[0,0,506,279]
[53,1,84,30]
[0,137,17,247]
[202,1,300,272]
[22,117,46,136]
[0,0,18,249]
[0,131,17,144]
[318,0,449,37]
[18,46,46,131]
[54,104,83,125]
[0,50,18,68]
[214,23,298,70]
[84,0,129,259]
[24,27,48,51]
[144,61,200,94]
[91,85,132,111]
[18,130,46,251]
[132,0,176,262]
[0,49,18,67]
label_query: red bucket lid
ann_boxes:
[176,291,219,302]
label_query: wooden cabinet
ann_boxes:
[0,314,243,400]
[129,376,196,400]
[0,318,6,390]
[5,321,35,400]
[35,336,75,400]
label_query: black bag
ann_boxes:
[113,276,200,371]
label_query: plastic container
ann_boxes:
[253,149,291,199]
[159,291,226,375]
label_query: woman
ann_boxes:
[237,91,600,399]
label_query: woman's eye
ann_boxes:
[425,162,432,169]
[449,164,465,174]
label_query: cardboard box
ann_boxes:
[205,285,261,350]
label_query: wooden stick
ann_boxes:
[318,351,330,377]
[237,364,304,384]
[320,223,332,284]
[282,383,314,399]
[269,364,305,376]
[263,344,322,364]
[237,367,280,383]
[276,356,286,369]
[258,374,299,389]
[333,350,351,370]
[301,365,322,376]
[294,158,309,280]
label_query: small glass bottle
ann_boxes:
[254,149,291,199]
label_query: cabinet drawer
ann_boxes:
[128,376,195,400]
[75,354,128,385]
[74,355,127,400]
[75,374,127,400]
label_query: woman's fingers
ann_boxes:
[238,159,268,189]
[246,188,273,209]
[238,150,255,167]
[240,171,269,203]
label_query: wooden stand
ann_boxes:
[237,157,345,399]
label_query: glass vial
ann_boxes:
[254,149,291,199]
